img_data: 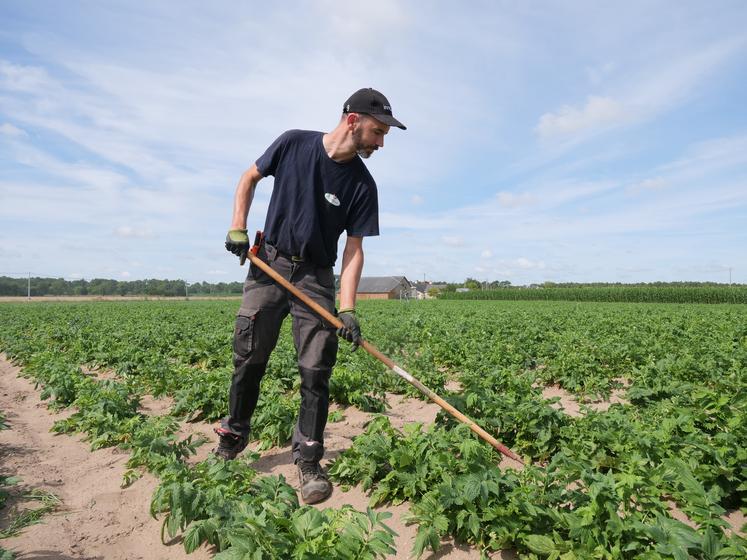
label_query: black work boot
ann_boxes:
[296,441,332,504]
[213,426,248,460]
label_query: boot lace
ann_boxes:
[298,460,327,481]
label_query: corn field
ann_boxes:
[441,286,747,304]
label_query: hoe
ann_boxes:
[241,234,524,467]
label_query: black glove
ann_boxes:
[337,309,361,351]
[225,229,250,257]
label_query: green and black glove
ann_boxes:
[225,229,250,257]
[337,308,361,351]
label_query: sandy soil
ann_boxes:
[0,355,215,560]
[541,383,629,417]
[0,355,515,559]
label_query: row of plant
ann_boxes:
[328,301,747,557]
[0,304,397,558]
[361,301,747,400]
[331,417,746,559]
[1,299,746,558]
[439,286,747,304]
[328,367,747,556]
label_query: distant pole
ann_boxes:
[27,272,31,301]
[729,267,732,285]
[185,280,189,300]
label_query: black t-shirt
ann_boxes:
[255,130,379,267]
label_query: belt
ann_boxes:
[277,250,305,263]
[265,242,305,263]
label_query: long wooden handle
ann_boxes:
[244,250,525,466]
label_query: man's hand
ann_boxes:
[337,309,361,351]
[225,229,250,257]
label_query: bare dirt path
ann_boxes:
[0,354,214,560]
[0,355,513,559]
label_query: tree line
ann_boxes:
[0,277,243,297]
[1,276,740,298]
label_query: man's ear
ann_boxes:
[346,113,360,129]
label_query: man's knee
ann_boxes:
[297,328,338,372]
[299,366,332,392]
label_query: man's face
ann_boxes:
[352,115,390,159]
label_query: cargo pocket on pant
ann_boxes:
[233,314,256,363]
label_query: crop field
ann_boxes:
[0,299,746,559]
[441,286,747,304]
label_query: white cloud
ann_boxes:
[638,178,667,190]
[410,194,424,205]
[481,257,547,278]
[0,60,53,92]
[0,123,27,137]
[4,136,129,190]
[535,36,745,146]
[627,177,668,193]
[661,135,747,177]
[516,179,619,208]
[441,236,464,247]
[516,257,545,270]
[381,212,453,231]
[481,249,493,258]
[320,0,408,50]
[536,95,627,141]
[628,37,745,113]
[496,191,538,208]
[585,62,616,86]
[113,226,155,239]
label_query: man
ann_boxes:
[216,88,406,504]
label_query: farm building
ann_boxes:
[412,282,436,299]
[344,276,412,300]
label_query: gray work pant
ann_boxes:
[222,242,338,462]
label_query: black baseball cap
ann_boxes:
[343,88,406,130]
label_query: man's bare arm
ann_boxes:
[338,236,364,310]
[230,164,264,229]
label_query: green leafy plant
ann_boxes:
[151,455,396,558]
[2,299,747,558]
[0,487,60,538]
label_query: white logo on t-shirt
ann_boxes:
[324,193,341,207]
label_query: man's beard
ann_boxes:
[353,127,377,159]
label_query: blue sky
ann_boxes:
[1,1,746,285]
